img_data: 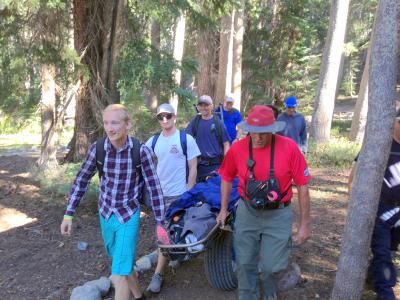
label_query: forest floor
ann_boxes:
[1,99,399,300]
[2,153,400,300]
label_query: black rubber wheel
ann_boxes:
[204,230,237,290]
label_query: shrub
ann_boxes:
[306,137,360,169]
[331,119,352,138]
[0,113,40,135]
[39,163,99,202]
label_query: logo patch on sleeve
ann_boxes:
[304,168,309,177]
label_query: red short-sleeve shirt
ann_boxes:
[219,135,311,202]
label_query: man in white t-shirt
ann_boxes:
[145,103,201,294]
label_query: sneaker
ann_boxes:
[146,273,163,293]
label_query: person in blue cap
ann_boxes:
[277,96,308,154]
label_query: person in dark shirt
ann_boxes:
[348,109,400,300]
[277,96,308,153]
[186,95,230,181]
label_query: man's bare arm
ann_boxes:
[187,157,198,190]
[293,184,311,245]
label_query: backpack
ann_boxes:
[95,137,151,207]
[151,130,189,183]
[96,136,142,178]
[191,114,224,151]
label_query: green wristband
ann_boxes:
[63,215,73,220]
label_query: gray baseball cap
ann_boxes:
[225,95,235,103]
[157,103,175,115]
[198,95,213,105]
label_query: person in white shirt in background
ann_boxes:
[145,103,201,294]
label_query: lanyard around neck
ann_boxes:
[247,135,275,179]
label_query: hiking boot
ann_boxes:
[277,262,301,291]
[146,273,163,293]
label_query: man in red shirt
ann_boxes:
[217,105,311,300]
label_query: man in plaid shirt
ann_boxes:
[60,104,166,300]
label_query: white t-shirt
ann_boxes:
[146,129,201,197]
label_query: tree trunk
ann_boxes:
[311,0,350,143]
[196,27,217,100]
[28,58,36,106]
[267,0,279,31]
[170,13,186,114]
[90,0,126,124]
[349,43,371,142]
[331,1,400,298]
[216,13,234,104]
[36,4,59,170]
[144,20,161,111]
[37,64,58,170]
[64,3,77,122]
[65,0,97,162]
[66,0,127,162]
[231,0,245,111]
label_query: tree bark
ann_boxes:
[216,13,234,104]
[196,27,217,100]
[231,0,245,111]
[311,0,350,143]
[90,0,126,124]
[144,20,161,111]
[37,64,58,170]
[349,43,371,142]
[331,1,400,298]
[66,0,127,162]
[36,4,59,170]
[170,13,186,115]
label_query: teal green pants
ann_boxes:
[234,200,293,300]
[99,210,140,275]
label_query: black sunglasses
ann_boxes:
[157,113,173,121]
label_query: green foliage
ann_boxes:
[126,103,162,141]
[117,35,200,112]
[0,0,76,125]
[0,110,40,134]
[39,163,99,202]
[341,42,360,96]
[243,0,330,107]
[306,137,360,168]
[331,119,352,138]
[339,0,377,96]
[117,39,177,103]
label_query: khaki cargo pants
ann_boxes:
[233,200,293,300]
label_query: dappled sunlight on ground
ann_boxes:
[140,211,150,219]
[13,172,32,178]
[0,205,37,233]
[0,134,41,146]
[310,188,347,201]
